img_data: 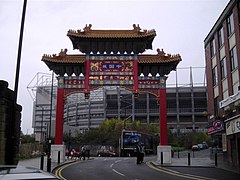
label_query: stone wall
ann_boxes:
[0,80,22,165]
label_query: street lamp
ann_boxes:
[120,93,133,129]
[46,71,54,172]
[122,105,132,130]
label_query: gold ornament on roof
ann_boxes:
[157,48,166,56]
[59,49,68,56]
[83,24,92,32]
[133,24,141,32]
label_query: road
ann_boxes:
[53,149,240,180]
[54,156,187,180]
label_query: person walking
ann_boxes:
[139,143,145,163]
[86,146,90,159]
[81,145,86,160]
[136,143,141,164]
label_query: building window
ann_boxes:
[214,97,219,116]
[212,66,218,86]
[220,57,227,79]
[218,26,224,47]
[227,13,234,36]
[210,39,216,57]
[239,2,240,24]
[230,46,238,71]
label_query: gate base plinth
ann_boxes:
[157,145,172,164]
[51,144,66,163]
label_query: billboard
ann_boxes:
[121,130,153,153]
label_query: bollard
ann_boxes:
[161,152,163,165]
[47,157,51,172]
[215,152,218,167]
[188,152,191,166]
[40,154,44,170]
[178,150,179,158]
[192,150,195,158]
[58,151,61,164]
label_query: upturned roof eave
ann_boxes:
[41,54,181,64]
[67,28,156,39]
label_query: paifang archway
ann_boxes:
[42,24,181,154]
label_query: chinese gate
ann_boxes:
[42,24,181,161]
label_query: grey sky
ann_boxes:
[0,0,229,134]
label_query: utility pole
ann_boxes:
[14,0,27,100]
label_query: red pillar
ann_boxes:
[55,87,64,144]
[85,59,90,93]
[133,58,138,93]
[159,79,168,145]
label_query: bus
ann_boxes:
[120,130,154,156]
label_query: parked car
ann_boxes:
[65,148,81,156]
[197,143,204,150]
[71,149,81,158]
[202,141,209,149]
[0,165,60,179]
[97,149,117,157]
[192,144,200,151]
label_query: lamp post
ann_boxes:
[120,94,133,129]
[47,71,54,172]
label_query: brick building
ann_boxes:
[204,0,240,169]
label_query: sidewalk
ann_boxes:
[151,150,240,175]
[18,156,75,172]
[153,157,215,167]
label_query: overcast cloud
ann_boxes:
[0,0,229,134]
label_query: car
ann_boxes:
[198,143,204,150]
[71,149,81,156]
[192,145,200,151]
[0,165,60,179]
[202,142,209,149]
[70,149,82,159]
[96,149,117,157]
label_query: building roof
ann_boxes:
[42,48,181,64]
[42,49,85,63]
[138,49,181,64]
[67,24,156,54]
[67,24,156,39]
[42,49,181,76]
[204,0,233,46]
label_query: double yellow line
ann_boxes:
[146,162,216,180]
[54,161,80,180]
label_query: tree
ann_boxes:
[20,134,35,144]
[168,131,212,149]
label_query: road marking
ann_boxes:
[146,161,216,180]
[112,168,125,176]
[55,164,70,180]
[54,160,82,180]
[115,160,122,163]
[110,159,122,168]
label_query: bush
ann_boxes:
[19,143,43,160]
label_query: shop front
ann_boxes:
[225,116,240,167]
